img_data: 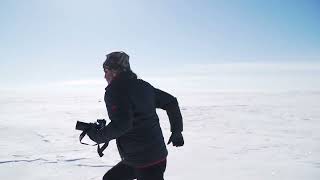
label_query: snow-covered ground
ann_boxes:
[1,90,319,180]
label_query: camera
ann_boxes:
[75,119,106,131]
[75,119,109,157]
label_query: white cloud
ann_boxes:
[142,62,320,92]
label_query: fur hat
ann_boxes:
[103,51,131,71]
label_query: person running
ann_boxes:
[87,51,184,180]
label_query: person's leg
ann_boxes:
[136,160,167,180]
[103,161,136,180]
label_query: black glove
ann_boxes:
[87,126,108,144]
[168,132,184,147]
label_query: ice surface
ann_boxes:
[0,90,319,180]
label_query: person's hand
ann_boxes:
[168,132,184,147]
[87,126,106,144]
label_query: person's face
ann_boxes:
[104,68,116,84]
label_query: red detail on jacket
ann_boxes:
[111,105,117,112]
[136,158,167,169]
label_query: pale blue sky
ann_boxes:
[0,0,319,92]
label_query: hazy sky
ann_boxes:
[1,0,319,92]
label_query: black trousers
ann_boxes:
[103,160,167,180]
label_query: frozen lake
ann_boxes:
[0,90,319,180]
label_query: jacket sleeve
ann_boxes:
[99,86,133,141]
[154,88,183,133]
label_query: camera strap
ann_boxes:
[79,130,90,145]
[97,142,109,157]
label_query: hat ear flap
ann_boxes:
[118,53,130,69]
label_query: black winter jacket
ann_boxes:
[100,71,183,167]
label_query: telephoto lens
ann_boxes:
[75,121,91,131]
